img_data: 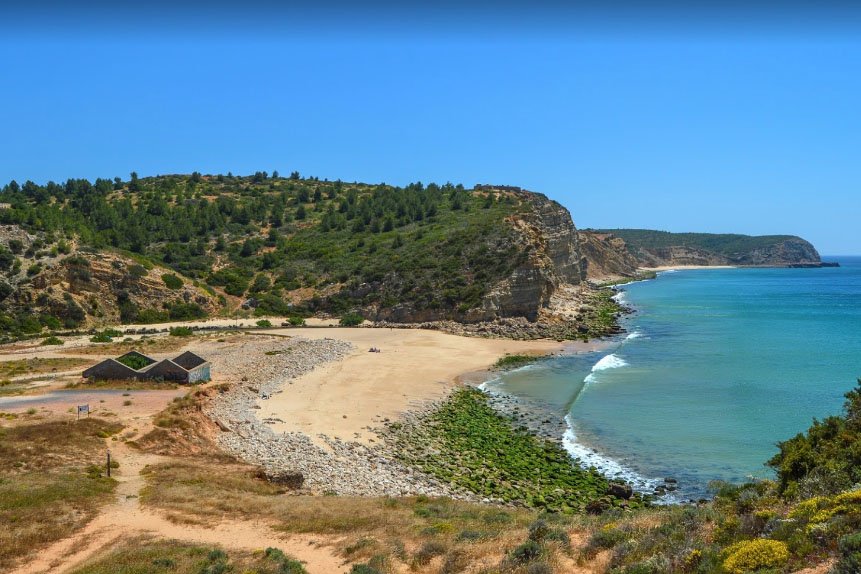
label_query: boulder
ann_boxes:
[607,482,633,499]
[258,469,305,489]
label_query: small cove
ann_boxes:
[486,256,861,500]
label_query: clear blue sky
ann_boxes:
[2,3,860,254]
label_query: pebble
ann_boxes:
[205,336,467,498]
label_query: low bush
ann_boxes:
[40,336,63,345]
[161,273,183,289]
[169,326,193,337]
[835,531,861,574]
[722,539,789,574]
[256,319,272,327]
[413,540,447,566]
[339,312,364,327]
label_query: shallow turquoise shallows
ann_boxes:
[486,256,861,500]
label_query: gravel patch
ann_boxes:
[205,336,469,498]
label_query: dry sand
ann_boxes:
[258,327,606,446]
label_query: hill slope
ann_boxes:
[0,175,609,339]
[581,228,828,276]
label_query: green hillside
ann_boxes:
[0,173,531,334]
[597,229,803,257]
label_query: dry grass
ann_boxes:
[0,418,123,570]
[65,378,180,390]
[65,335,199,356]
[129,386,226,456]
[140,457,584,573]
[70,538,309,574]
[0,357,93,379]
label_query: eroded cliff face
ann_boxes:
[577,231,640,281]
[475,192,585,321]
[624,237,821,267]
[577,229,825,278]
[8,250,219,328]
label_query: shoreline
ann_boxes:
[255,327,595,446]
[205,328,623,500]
[474,273,687,502]
[475,347,680,502]
[638,264,737,272]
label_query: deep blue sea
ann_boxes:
[485,256,861,500]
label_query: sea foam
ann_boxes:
[563,415,677,503]
[583,353,628,386]
[592,353,628,371]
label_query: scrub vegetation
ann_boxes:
[0,173,532,336]
[0,418,121,570]
[69,541,308,574]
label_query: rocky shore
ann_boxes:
[205,336,469,498]
[479,377,681,502]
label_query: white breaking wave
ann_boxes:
[625,331,642,341]
[591,353,628,371]
[563,415,679,503]
[583,353,628,387]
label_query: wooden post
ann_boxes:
[106,449,111,478]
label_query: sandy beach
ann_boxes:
[640,265,736,271]
[257,327,605,446]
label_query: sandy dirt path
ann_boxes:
[9,414,347,574]
[4,326,607,573]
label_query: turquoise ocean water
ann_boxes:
[485,256,861,500]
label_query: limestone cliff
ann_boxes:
[582,228,829,275]
[475,191,585,321]
[576,231,640,281]
[370,190,587,324]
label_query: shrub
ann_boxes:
[256,319,272,327]
[288,316,305,326]
[90,332,112,343]
[509,539,542,565]
[339,312,364,327]
[722,539,789,574]
[350,565,381,574]
[128,264,148,279]
[263,547,307,573]
[40,336,63,345]
[413,541,446,566]
[161,273,183,289]
[136,308,169,324]
[836,532,861,574]
[769,380,861,494]
[169,326,193,337]
[167,302,206,320]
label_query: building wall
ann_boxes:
[188,364,211,383]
